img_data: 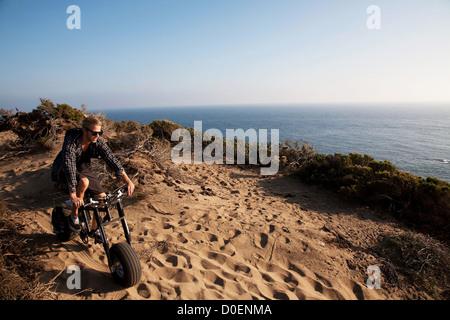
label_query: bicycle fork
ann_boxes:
[90,199,134,272]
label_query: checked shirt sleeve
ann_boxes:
[62,134,79,194]
[95,138,124,177]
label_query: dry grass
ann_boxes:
[378,232,450,299]
[0,200,57,300]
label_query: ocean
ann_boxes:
[95,104,450,182]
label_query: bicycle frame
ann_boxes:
[78,191,133,272]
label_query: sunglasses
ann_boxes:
[84,127,103,136]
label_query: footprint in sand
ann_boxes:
[204,270,226,288]
[259,233,269,248]
[137,283,151,299]
[201,259,220,270]
[166,255,178,267]
[273,291,290,300]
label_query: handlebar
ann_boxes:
[83,186,127,208]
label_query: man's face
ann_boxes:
[84,124,102,143]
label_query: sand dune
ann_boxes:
[0,134,431,300]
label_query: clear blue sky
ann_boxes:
[1,0,450,111]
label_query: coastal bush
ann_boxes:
[279,140,317,174]
[113,120,142,133]
[149,119,182,141]
[55,103,84,122]
[296,152,450,238]
[0,99,86,150]
[109,123,154,152]
[37,99,85,122]
[379,232,450,299]
[0,108,16,132]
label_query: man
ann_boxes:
[51,116,135,235]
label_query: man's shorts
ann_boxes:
[54,168,105,196]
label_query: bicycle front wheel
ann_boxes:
[109,242,142,287]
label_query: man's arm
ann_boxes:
[95,137,124,176]
[62,135,80,195]
[61,134,84,210]
[96,137,134,196]
[119,170,135,196]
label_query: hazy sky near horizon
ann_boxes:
[1,0,450,112]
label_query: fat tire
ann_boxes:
[51,206,72,242]
[109,242,142,288]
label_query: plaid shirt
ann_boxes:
[51,129,124,194]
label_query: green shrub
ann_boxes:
[36,99,85,122]
[2,98,86,150]
[420,177,449,194]
[279,140,316,174]
[55,104,84,121]
[295,152,450,237]
[369,159,395,173]
[149,119,182,141]
[113,120,142,133]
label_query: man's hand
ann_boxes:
[120,171,135,196]
[126,180,135,197]
[70,194,84,209]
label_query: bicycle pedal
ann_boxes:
[69,225,81,234]
[94,233,108,244]
[80,233,89,244]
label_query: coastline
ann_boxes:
[96,105,450,183]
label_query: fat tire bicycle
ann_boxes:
[51,187,142,288]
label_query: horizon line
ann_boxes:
[88,101,450,111]
[5,100,450,113]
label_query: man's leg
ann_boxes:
[90,192,106,232]
[71,177,89,217]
